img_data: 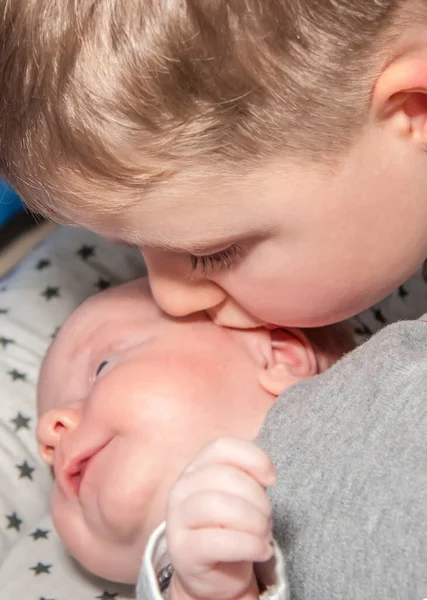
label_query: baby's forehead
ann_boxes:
[55,297,107,353]
[37,322,91,409]
[37,293,118,399]
[59,280,155,339]
[44,280,162,370]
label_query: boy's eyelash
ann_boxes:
[189,244,242,275]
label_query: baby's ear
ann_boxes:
[258,328,317,396]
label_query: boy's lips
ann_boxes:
[64,440,111,496]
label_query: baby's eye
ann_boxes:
[95,359,110,377]
[90,356,116,386]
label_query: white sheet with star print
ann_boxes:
[0,224,427,600]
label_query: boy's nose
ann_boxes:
[150,272,226,317]
[36,407,81,466]
[144,249,263,327]
[144,251,227,317]
[148,270,263,327]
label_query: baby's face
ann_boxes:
[37,279,316,583]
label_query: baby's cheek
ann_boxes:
[81,441,153,542]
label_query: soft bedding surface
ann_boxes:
[0,225,427,599]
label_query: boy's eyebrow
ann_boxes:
[105,223,266,254]
[105,233,239,254]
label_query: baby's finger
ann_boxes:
[177,489,272,537]
[183,437,276,488]
[169,463,272,519]
[174,528,274,567]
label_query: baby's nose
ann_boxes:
[36,407,81,465]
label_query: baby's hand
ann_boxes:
[167,437,276,600]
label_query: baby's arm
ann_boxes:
[166,437,276,600]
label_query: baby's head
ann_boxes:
[36,278,352,583]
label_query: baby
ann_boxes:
[36,278,352,598]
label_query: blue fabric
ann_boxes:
[0,180,23,226]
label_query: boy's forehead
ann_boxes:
[84,161,289,250]
[60,156,333,258]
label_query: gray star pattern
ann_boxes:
[96,278,111,291]
[0,336,14,349]
[30,562,52,575]
[30,528,50,541]
[77,244,95,260]
[5,512,22,531]
[8,369,27,381]
[10,412,31,431]
[36,258,51,270]
[42,286,60,300]
[16,460,35,480]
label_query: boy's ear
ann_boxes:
[258,328,318,396]
[373,55,427,147]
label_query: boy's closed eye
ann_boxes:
[188,244,243,276]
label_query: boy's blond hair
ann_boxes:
[0,1,417,220]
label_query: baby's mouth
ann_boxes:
[65,440,111,496]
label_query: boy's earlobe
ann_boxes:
[258,328,318,395]
[373,56,427,146]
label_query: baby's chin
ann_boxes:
[64,528,143,584]
[52,499,143,584]
[79,551,141,585]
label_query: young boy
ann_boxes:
[36,278,427,600]
[1,1,427,329]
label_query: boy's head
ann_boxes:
[3,1,427,328]
[36,278,352,583]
